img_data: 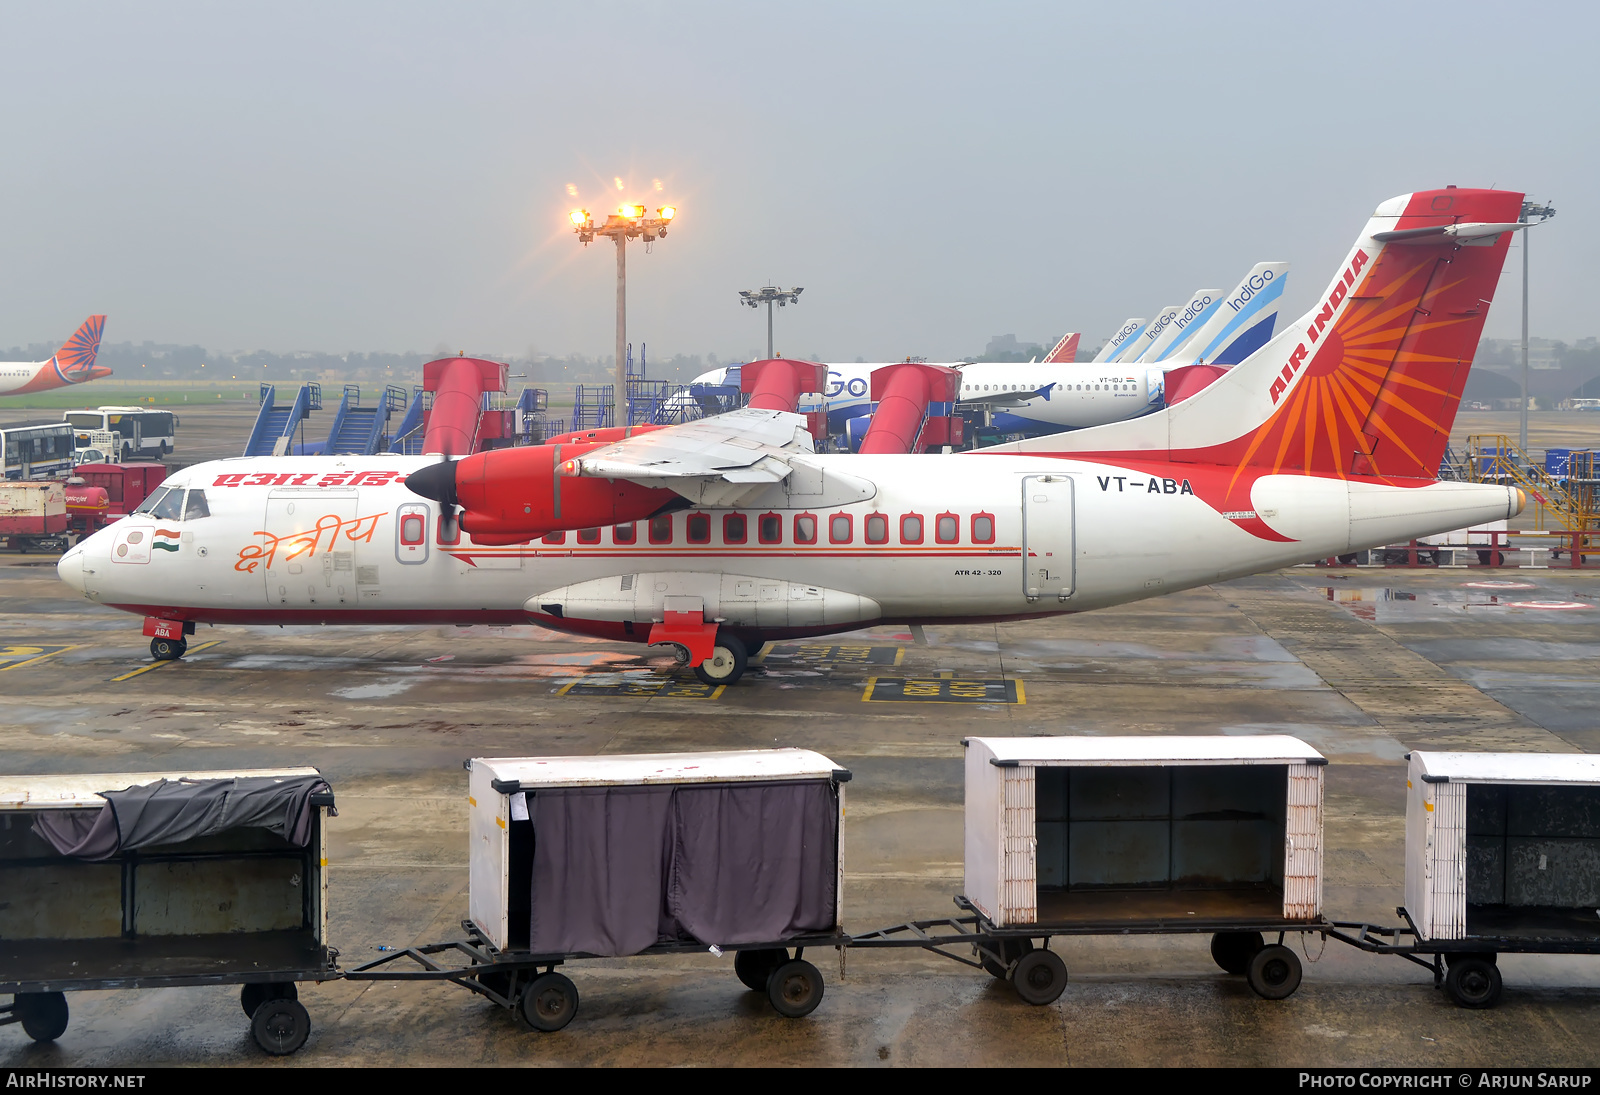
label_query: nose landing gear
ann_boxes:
[142,616,194,661]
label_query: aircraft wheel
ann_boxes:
[1210,931,1264,975]
[150,637,187,661]
[1445,957,1503,1009]
[17,992,69,1043]
[694,633,747,686]
[1246,944,1302,1000]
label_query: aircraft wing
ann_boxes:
[561,406,818,506]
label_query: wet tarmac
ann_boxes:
[3,554,1600,1067]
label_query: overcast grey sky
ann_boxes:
[1,1,1594,361]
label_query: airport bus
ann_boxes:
[62,406,179,460]
[1,422,76,479]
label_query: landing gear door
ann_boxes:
[1022,475,1074,602]
[261,489,363,606]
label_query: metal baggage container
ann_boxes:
[0,767,336,1054]
[963,735,1326,929]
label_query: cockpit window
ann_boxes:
[134,486,173,515]
[183,490,210,520]
[149,489,185,521]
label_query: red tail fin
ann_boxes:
[1021,188,1527,484]
[54,315,106,382]
[1042,332,1080,364]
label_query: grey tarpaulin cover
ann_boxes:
[529,780,837,956]
[31,775,335,860]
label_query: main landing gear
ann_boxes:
[694,633,748,687]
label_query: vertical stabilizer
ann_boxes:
[1166,263,1289,366]
[1001,188,1528,486]
[52,315,107,384]
[1042,332,1081,364]
[1092,318,1146,363]
[1138,290,1223,362]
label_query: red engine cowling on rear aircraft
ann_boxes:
[416,443,678,543]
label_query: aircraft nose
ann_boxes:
[56,545,86,595]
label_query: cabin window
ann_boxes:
[182,490,210,521]
[794,514,817,544]
[577,528,601,544]
[649,515,673,544]
[865,513,888,544]
[686,513,711,544]
[829,513,853,544]
[972,513,995,544]
[723,514,748,544]
[437,512,461,545]
[900,513,924,544]
[400,513,426,545]
[613,522,636,545]
[759,513,782,544]
[936,513,959,544]
[541,531,565,544]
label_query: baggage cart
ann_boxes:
[0,768,337,1055]
[348,749,850,1030]
[852,735,1329,1003]
[1329,750,1600,1008]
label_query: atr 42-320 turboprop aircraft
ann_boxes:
[0,316,110,395]
[58,188,1530,685]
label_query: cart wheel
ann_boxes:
[1445,957,1503,1009]
[1209,931,1265,975]
[767,959,825,1018]
[694,633,747,686]
[251,998,310,1056]
[17,992,69,1043]
[979,937,1033,980]
[734,948,788,992]
[1246,944,1302,1000]
[1011,949,1067,1006]
[240,981,298,1017]
[521,972,579,1032]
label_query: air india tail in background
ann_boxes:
[1006,187,1528,486]
[0,315,111,396]
[1042,332,1081,363]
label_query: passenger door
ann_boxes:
[1021,474,1074,602]
[262,490,362,606]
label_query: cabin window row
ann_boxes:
[441,511,997,547]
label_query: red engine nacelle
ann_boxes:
[446,443,678,543]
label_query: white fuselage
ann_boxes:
[0,359,59,396]
[693,363,1161,435]
[57,453,1520,641]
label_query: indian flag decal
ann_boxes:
[153,529,182,553]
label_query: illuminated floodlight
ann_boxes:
[569,209,589,227]
[658,205,676,221]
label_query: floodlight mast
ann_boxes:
[739,286,803,359]
[570,203,677,427]
[1519,200,1556,453]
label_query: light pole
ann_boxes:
[739,286,803,359]
[571,203,676,427]
[1519,200,1556,453]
